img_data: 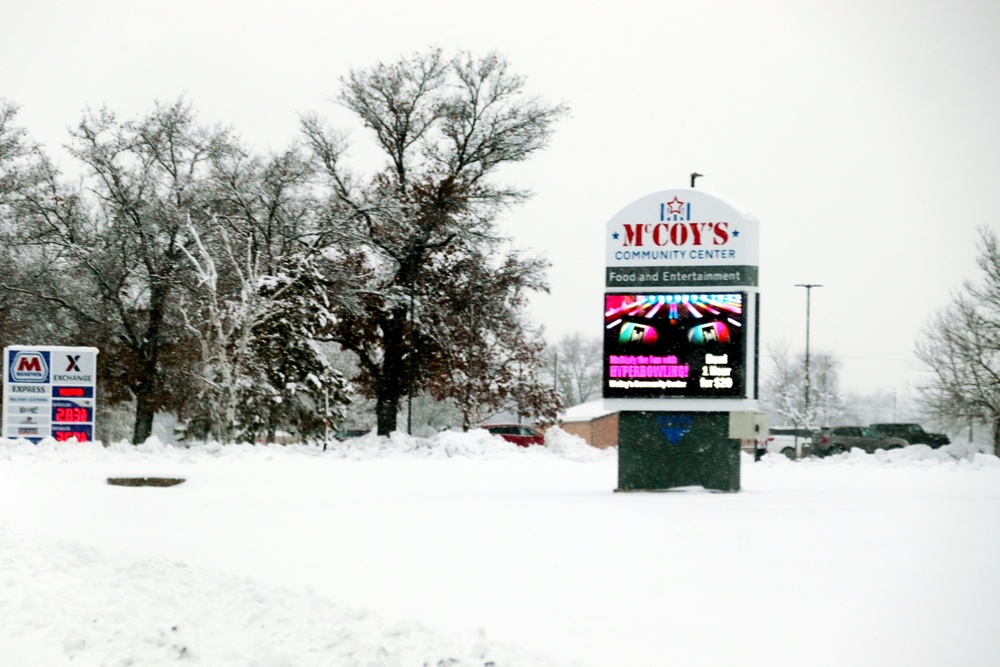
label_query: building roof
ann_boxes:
[560,400,616,423]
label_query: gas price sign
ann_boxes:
[603,293,746,399]
[3,346,98,443]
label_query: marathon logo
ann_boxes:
[9,351,49,383]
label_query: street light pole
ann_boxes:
[795,284,822,426]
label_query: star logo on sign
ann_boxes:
[732,229,740,237]
[612,232,620,240]
[667,197,685,215]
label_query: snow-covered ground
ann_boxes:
[2,429,999,666]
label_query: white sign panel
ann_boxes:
[605,188,760,290]
[3,346,99,443]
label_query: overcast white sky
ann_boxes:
[2,0,998,400]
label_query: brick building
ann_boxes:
[559,400,619,449]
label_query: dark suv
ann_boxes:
[869,423,950,448]
[813,426,908,456]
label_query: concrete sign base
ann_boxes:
[616,411,741,492]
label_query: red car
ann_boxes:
[481,424,545,447]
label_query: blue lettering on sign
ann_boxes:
[658,414,693,444]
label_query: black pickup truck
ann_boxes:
[869,423,950,448]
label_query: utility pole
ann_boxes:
[323,387,330,452]
[407,288,415,435]
[795,284,822,425]
[553,351,559,395]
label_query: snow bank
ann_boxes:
[9,428,994,469]
[3,428,993,469]
[319,425,611,462]
[0,523,559,667]
[0,426,613,465]
[756,441,1000,469]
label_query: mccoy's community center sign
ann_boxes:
[602,187,763,493]
[603,189,760,405]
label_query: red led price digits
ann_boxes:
[54,431,89,442]
[54,407,91,423]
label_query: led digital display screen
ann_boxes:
[51,423,93,442]
[53,386,93,398]
[53,429,91,442]
[52,406,92,423]
[603,292,747,398]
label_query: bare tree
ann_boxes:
[916,227,1000,455]
[0,100,53,345]
[551,333,602,407]
[177,221,250,441]
[68,101,235,444]
[179,215,357,443]
[179,140,357,443]
[419,244,560,430]
[302,49,566,435]
[0,99,28,194]
[760,340,845,428]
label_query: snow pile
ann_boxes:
[1,431,591,667]
[0,524,555,667]
[863,442,1000,468]
[318,425,613,462]
[538,426,615,462]
[0,425,613,465]
[755,441,1000,469]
